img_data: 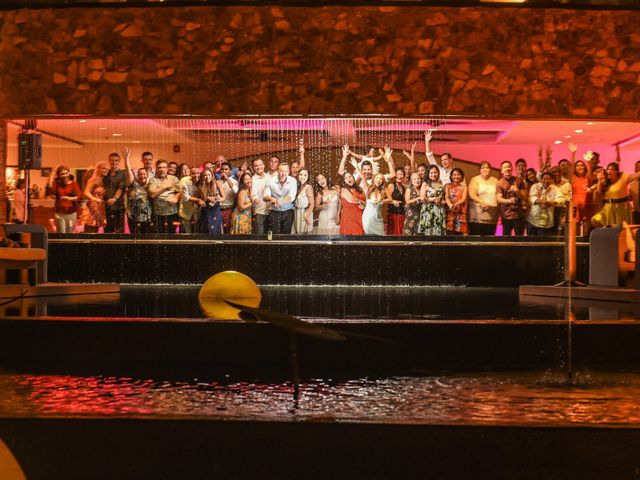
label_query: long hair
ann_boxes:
[341,172,362,194]
[177,163,191,179]
[449,167,465,184]
[524,168,537,188]
[426,165,440,187]
[238,172,252,192]
[603,162,620,192]
[367,173,385,197]
[55,165,71,183]
[198,168,218,197]
[89,161,108,182]
[573,160,589,179]
[314,173,333,196]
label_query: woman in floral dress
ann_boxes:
[445,167,468,235]
[231,172,253,234]
[402,172,423,235]
[418,165,446,236]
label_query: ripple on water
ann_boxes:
[1,370,640,426]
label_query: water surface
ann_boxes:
[2,369,640,427]
[4,285,636,321]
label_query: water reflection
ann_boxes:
[2,370,640,426]
[19,285,635,321]
[0,292,120,318]
[519,293,640,321]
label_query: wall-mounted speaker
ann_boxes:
[18,132,42,170]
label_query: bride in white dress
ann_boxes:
[315,173,340,235]
[360,172,387,235]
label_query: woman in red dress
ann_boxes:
[445,168,468,235]
[339,172,365,235]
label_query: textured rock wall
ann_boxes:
[0,5,639,118]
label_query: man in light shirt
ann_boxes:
[218,161,239,233]
[251,158,271,234]
[425,129,453,186]
[147,159,180,233]
[179,166,203,233]
[527,172,563,236]
[550,165,572,234]
[264,163,297,234]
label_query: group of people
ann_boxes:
[43,132,640,237]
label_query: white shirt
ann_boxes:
[251,172,273,215]
[427,151,452,186]
[528,183,562,229]
[264,175,298,212]
[219,177,239,209]
[179,177,199,221]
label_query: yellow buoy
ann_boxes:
[198,271,262,320]
[0,439,26,480]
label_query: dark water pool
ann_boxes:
[3,285,637,321]
[1,369,640,426]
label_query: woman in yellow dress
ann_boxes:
[591,162,640,227]
[230,172,253,235]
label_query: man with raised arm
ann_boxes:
[338,144,396,190]
[348,145,385,175]
[424,130,453,186]
[290,140,306,179]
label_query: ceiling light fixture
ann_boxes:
[575,129,583,133]
[554,140,562,144]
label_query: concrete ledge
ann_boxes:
[519,285,640,303]
[0,283,120,300]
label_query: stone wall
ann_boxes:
[2,5,640,220]
[0,5,639,118]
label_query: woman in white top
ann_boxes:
[314,173,340,235]
[467,161,499,235]
[293,169,314,234]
